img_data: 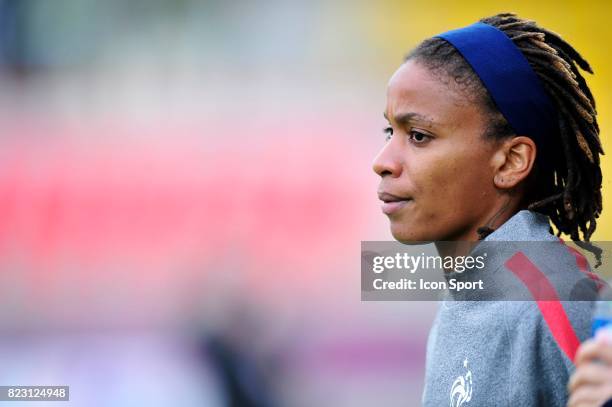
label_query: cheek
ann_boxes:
[418,149,493,208]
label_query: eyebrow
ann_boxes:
[383,111,435,126]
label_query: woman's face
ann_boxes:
[373,59,504,242]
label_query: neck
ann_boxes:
[479,196,515,235]
[435,196,521,260]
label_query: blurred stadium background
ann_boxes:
[0,0,610,406]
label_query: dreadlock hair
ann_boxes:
[406,12,603,262]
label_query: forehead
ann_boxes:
[385,60,483,129]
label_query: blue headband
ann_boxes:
[436,22,557,148]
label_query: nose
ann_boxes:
[372,140,402,178]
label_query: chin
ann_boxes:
[390,223,429,243]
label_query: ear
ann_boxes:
[491,136,537,190]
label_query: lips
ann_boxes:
[378,192,412,215]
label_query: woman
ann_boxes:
[373,13,603,406]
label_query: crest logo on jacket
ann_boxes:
[450,358,473,407]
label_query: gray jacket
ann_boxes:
[422,210,596,407]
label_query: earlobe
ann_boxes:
[494,175,515,186]
[493,174,517,189]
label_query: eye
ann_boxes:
[408,130,430,144]
[383,126,393,141]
